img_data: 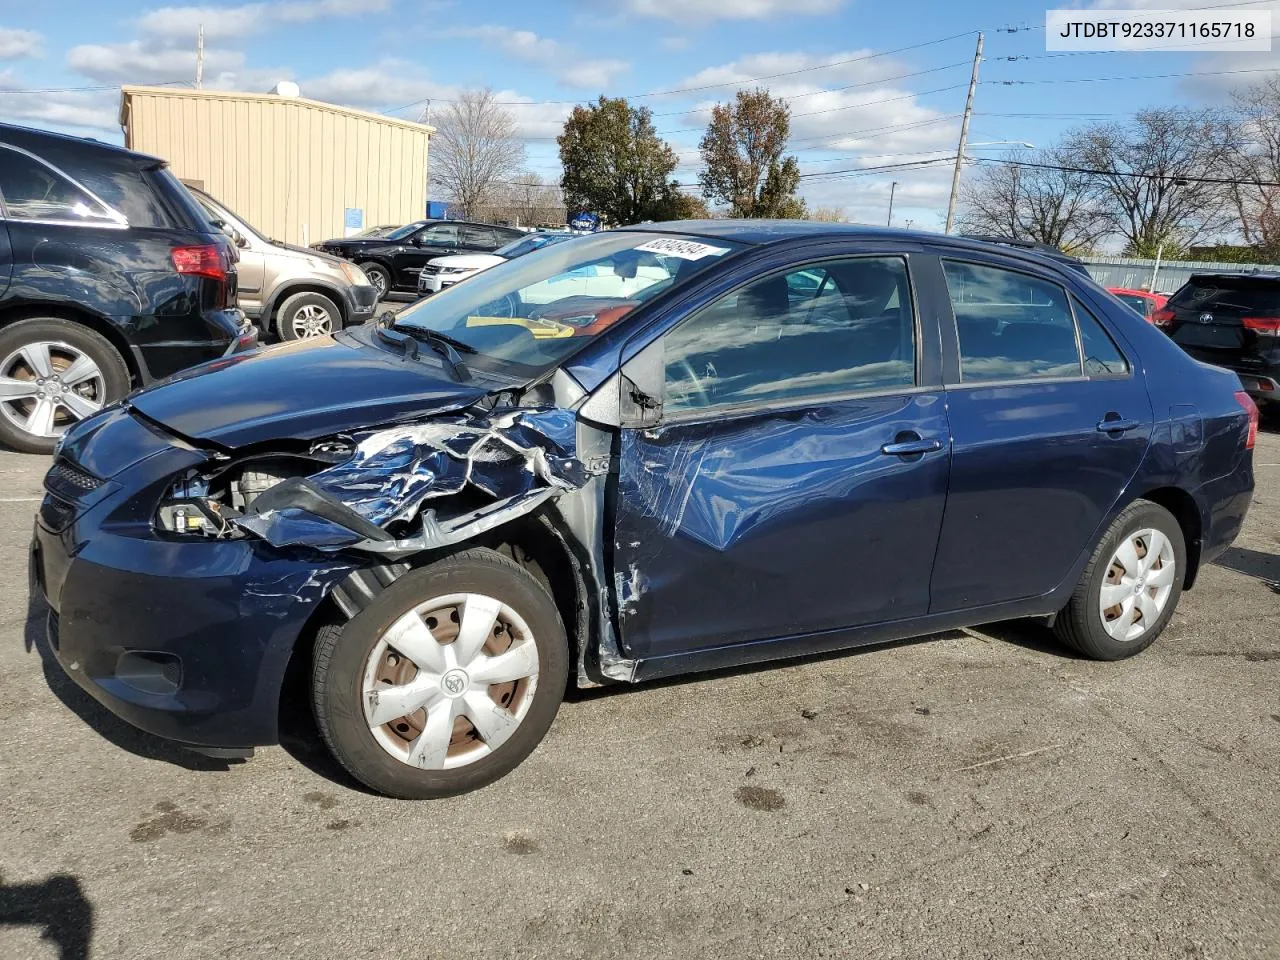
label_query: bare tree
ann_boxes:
[1226,77,1280,257]
[503,172,561,226]
[1062,108,1236,257]
[430,89,526,219]
[807,206,847,222]
[958,148,1110,253]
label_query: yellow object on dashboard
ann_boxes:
[464,316,575,340]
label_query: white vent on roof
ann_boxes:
[270,81,300,98]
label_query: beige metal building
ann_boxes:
[120,85,432,246]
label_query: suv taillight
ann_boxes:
[1235,390,1259,450]
[1151,307,1175,327]
[171,244,228,281]
[1242,316,1280,336]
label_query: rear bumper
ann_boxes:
[1196,465,1255,569]
[1183,351,1280,403]
[132,308,254,383]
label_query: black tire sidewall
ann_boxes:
[1079,503,1186,659]
[358,263,390,299]
[315,553,568,799]
[276,292,343,341]
[0,318,129,454]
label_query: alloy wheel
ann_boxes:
[290,303,335,338]
[1099,527,1177,642]
[0,341,105,439]
[367,270,387,297]
[362,593,540,770]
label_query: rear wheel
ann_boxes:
[0,318,129,454]
[359,262,390,300]
[276,291,343,341]
[312,548,568,799]
[1053,501,1185,660]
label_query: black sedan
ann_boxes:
[315,219,525,299]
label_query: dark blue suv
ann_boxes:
[31,222,1256,798]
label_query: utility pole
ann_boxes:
[195,24,204,89]
[944,31,983,235]
[887,181,898,227]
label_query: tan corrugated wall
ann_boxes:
[123,89,429,246]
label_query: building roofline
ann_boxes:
[119,85,435,135]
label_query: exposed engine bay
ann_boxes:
[154,409,590,557]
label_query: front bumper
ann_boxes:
[29,409,355,749]
[417,272,465,296]
[344,282,379,323]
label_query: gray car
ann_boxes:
[190,187,379,340]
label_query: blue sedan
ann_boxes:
[32,222,1257,799]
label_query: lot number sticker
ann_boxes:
[634,238,730,260]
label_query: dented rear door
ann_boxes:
[608,250,951,662]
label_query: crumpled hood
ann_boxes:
[127,329,488,448]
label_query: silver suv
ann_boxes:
[190,187,378,340]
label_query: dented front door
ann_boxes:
[610,395,951,661]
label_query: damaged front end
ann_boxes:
[154,408,589,558]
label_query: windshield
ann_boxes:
[393,231,745,374]
[1114,293,1150,315]
[494,233,573,260]
[385,221,428,241]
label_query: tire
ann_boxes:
[312,548,568,799]
[1053,500,1186,660]
[358,262,390,301]
[275,291,343,342]
[0,318,130,455]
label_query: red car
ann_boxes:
[1108,287,1168,323]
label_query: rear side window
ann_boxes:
[461,225,495,247]
[664,256,916,413]
[0,146,122,225]
[1072,297,1130,376]
[943,260,1081,382]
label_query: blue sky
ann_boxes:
[1,0,1276,229]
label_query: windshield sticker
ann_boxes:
[633,238,730,261]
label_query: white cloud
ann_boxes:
[0,71,118,136]
[67,40,244,83]
[623,0,843,22]
[137,0,388,42]
[0,28,43,60]
[444,25,631,89]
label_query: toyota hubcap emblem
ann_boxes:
[440,669,469,698]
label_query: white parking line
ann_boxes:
[0,497,41,503]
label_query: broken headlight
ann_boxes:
[154,475,233,537]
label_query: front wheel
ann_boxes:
[1053,501,1185,660]
[276,291,343,341]
[358,262,390,301]
[312,548,568,799]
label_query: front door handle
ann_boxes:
[881,437,942,456]
[1097,417,1141,434]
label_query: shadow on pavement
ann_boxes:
[22,595,241,773]
[0,872,93,960]
[1213,546,1280,592]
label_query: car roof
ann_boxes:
[0,121,165,167]
[1109,288,1160,297]
[1186,272,1280,283]
[621,220,1090,278]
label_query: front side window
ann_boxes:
[0,146,121,224]
[664,256,917,414]
[943,260,1081,382]
[392,231,744,374]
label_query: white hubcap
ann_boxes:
[290,304,333,338]
[362,593,540,770]
[0,341,105,439]
[1099,528,1177,642]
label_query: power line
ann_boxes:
[382,28,979,112]
[0,80,191,95]
[969,155,1280,188]
[993,65,1280,86]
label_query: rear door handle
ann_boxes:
[1097,418,1141,434]
[881,438,943,456]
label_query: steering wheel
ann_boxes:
[674,357,712,407]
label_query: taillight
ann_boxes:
[171,244,228,281]
[1242,316,1280,336]
[1151,307,1175,327]
[1235,390,1259,450]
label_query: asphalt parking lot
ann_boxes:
[1,429,1278,960]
